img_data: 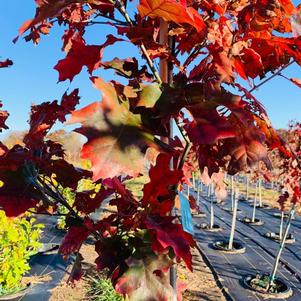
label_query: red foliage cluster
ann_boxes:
[277,122,301,209]
[1,0,301,299]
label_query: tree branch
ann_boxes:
[113,0,162,84]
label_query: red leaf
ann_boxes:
[95,234,132,273]
[24,89,79,148]
[199,1,225,15]
[18,0,78,36]
[142,153,183,215]
[55,34,124,82]
[225,128,270,174]
[115,254,174,301]
[0,59,13,68]
[40,159,92,190]
[0,102,9,132]
[145,216,195,270]
[235,48,263,79]
[185,112,236,145]
[0,165,43,217]
[68,77,153,180]
[54,38,102,82]
[59,219,93,256]
[278,191,289,211]
[0,196,38,217]
[290,78,301,88]
[74,187,111,214]
[138,0,206,33]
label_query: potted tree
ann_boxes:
[244,206,294,298]
[241,178,264,226]
[238,174,250,202]
[244,122,300,298]
[255,178,271,209]
[195,184,222,232]
[213,189,245,253]
[223,177,243,213]
[193,176,206,218]
[264,196,295,244]
[1,1,300,300]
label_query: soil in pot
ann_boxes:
[243,274,293,299]
[223,207,242,213]
[0,283,32,301]
[264,232,295,244]
[256,204,271,209]
[240,217,264,226]
[212,240,246,254]
[195,223,222,232]
[273,213,294,220]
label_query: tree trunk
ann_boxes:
[207,183,210,197]
[159,19,176,299]
[228,190,238,250]
[279,211,284,240]
[192,172,195,190]
[254,182,258,204]
[246,176,249,200]
[231,176,234,211]
[197,178,200,208]
[251,193,257,223]
[210,198,214,229]
[258,178,262,207]
[268,206,295,290]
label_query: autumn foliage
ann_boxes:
[1,0,301,300]
[276,122,301,210]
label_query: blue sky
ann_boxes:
[0,0,300,136]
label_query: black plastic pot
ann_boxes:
[256,204,271,209]
[0,283,32,300]
[212,240,246,254]
[37,242,60,254]
[240,217,264,226]
[195,223,222,232]
[264,232,295,244]
[243,274,293,299]
[273,213,294,220]
[223,207,243,213]
[193,212,206,218]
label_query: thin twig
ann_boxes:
[114,0,162,84]
[248,61,294,94]
[178,141,192,171]
[86,21,125,26]
[91,12,127,25]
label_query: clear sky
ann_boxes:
[0,0,300,136]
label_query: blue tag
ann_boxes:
[178,191,194,235]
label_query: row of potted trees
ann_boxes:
[192,174,296,299]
